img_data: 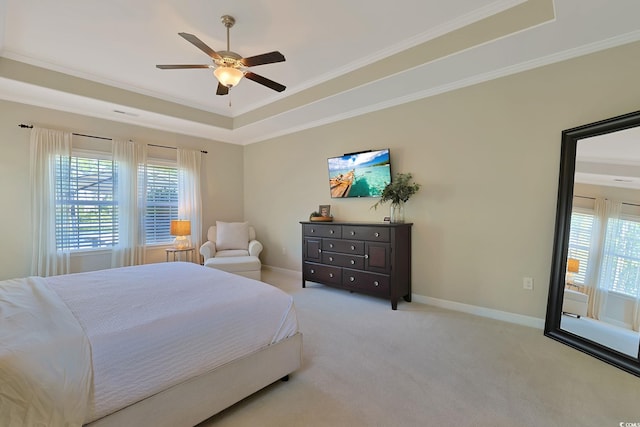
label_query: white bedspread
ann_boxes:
[44,262,298,423]
[0,277,92,427]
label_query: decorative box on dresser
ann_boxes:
[301,221,412,310]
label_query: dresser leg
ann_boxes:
[391,299,398,310]
[403,293,412,302]
[302,280,306,288]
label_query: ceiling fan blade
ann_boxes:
[156,64,213,69]
[240,51,285,67]
[216,83,229,96]
[244,72,286,92]
[178,32,222,60]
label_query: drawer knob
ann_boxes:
[329,256,334,261]
[350,231,355,236]
[374,281,379,287]
[374,232,380,237]
[311,229,315,233]
[329,243,334,248]
[318,249,322,253]
[364,254,369,259]
[330,229,334,234]
[349,276,355,282]
[329,273,334,278]
[350,245,355,250]
[310,269,315,274]
[350,260,355,265]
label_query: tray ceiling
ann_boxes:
[1,0,640,144]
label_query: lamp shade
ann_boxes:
[214,66,244,87]
[567,258,580,273]
[170,220,191,236]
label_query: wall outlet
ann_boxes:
[523,277,534,290]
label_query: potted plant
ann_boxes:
[371,172,421,223]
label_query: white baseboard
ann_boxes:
[413,294,545,329]
[266,265,545,329]
[263,264,301,277]
[600,315,633,330]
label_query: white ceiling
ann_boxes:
[576,126,640,190]
[1,0,640,145]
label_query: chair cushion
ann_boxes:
[216,221,249,251]
[204,256,261,273]
[564,288,588,303]
[216,249,250,257]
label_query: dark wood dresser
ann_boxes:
[301,221,412,310]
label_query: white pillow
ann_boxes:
[216,221,249,251]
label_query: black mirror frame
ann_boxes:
[545,110,640,377]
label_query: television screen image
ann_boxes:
[327,149,391,198]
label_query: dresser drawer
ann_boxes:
[343,269,390,296]
[323,239,364,255]
[322,252,365,269]
[342,225,390,242]
[303,262,342,285]
[303,224,342,238]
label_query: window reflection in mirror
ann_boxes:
[560,126,640,358]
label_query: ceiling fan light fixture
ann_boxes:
[157,14,286,95]
[214,66,243,87]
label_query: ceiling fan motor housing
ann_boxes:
[215,51,243,69]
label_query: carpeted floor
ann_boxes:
[561,314,640,357]
[199,268,640,427]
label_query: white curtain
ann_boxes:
[111,139,147,267]
[29,127,72,276]
[177,148,203,258]
[633,285,640,332]
[582,198,621,319]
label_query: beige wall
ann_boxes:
[1,41,639,320]
[0,100,244,280]
[244,41,640,319]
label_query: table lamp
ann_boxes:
[170,220,191,249]
[566,257,580,285]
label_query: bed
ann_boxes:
[0,262,302,427]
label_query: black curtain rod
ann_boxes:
[575,195,640,207]
[147,143,207,154]
[18,124,208,154]
[19,123,112,140]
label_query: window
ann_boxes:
[569,208,640,297]
[55,154,117,250]
[145,163,178,244]
[601,215,640,296]
[55,151,178,250]
[568,210,595,285]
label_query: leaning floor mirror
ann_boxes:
[545,110,640,377]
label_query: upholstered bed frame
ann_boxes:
[88,332,302,426]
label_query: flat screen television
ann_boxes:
[327,149,391,198]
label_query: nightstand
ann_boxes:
[165,247,196,263]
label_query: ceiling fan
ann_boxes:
[156,15,286,96]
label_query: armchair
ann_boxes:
[562,288,588,318]
[200,222,263,280]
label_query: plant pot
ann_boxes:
[390,202,405,224]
